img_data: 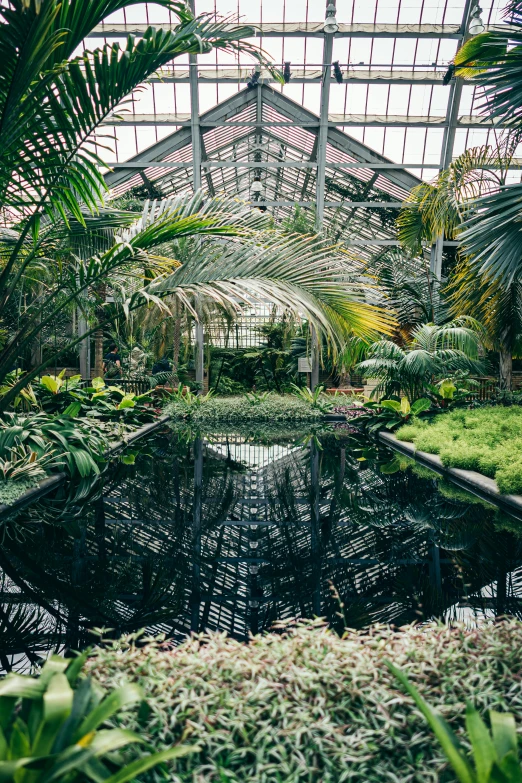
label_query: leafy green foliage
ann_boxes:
[0,651,193,782]
[388,661,522,783]
[357,321,483,401]
[0,442,57,481]
[290,384,333,414]
[396,406,522,494]
[0,413,106,478]
[357,397,431,433]
[166,394,324,423]
[90,621,522,783]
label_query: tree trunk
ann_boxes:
[499,347,513,392]
[172,302,181,385]
[94,328,104,379]
[93,284,107,379]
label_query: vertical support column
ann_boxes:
[188,0,204,389]
[78,310,90,380]
[191,435,203,632]
[311,4,335,390]
[310,439,322,617]
[431,0,475,279]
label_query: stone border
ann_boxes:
[379,431,522,520]
[0,414,171,520]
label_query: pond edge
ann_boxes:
[379,431,522,521]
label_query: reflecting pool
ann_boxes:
[2,421,522,671]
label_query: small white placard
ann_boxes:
[298,357,312,373]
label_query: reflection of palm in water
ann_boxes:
[1,428,522,672]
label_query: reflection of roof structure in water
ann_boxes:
[2,429,522,671]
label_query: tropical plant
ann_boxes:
[244,391,272,406]
[0,651,192,782]
[397,138,521,389]
[62,377,155,423]
[0,0,278,406]
[357,321,483,402]
[427,374,479,409]
[357,397,431,433]
[0,443,57,481]
[387,661,522,783]
[0,370,38,411]
[0,413,106,478]
[448,260,522,390]
[2,192,394,412]
[290,384,333,414]
[454,0,522,286]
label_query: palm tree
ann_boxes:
[0,0,273,394]
[356,321,483,402]
[452,0,522,285]
[397,142,520,389]
[0,194,396,410]
[447,262,522,390]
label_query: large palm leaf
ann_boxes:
[0,195,394,410]
[397,145,515,257]
[452,1,522,284]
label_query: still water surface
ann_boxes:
[2,422,522,671]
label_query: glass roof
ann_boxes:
[82,0,521,260]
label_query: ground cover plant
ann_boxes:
[396,407,522,494]
[166,393,325,423]
[90,620,522,783]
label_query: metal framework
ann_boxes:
[89,0,522,383]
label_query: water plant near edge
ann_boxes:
[387,661,522,783]
[0,652,193,782]
[357,397,431,433]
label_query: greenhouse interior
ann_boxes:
[4,0,522,779]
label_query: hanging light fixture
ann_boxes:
[324,3,339,34]
[283,61,291,83]
[468,4,485,34]
[250,178,263,193]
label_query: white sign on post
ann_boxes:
[298,357,312,373]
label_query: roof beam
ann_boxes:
[90,21,507,38]
[103,113,506,128]
[105,159,522,170]
[148,67,464,85]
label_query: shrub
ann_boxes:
[166,394,323,423]
[91,620,522,783]
[396,407,522,494]
[496,460,522,495]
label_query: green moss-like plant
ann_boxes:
[90,621,522,783]
[395,407,522,495]
[0,476,39,506]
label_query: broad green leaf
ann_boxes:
[75,685,143,740]
[0,676,45,700]
[380,399,402,412]
[465,703,497,783]
[32,674,73,757]
[386,662,476,783]
[400,397,411,415]
[490,712,519,763]
[497,752,522,783]
[103,746,197,783]
[411,398,431,415]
